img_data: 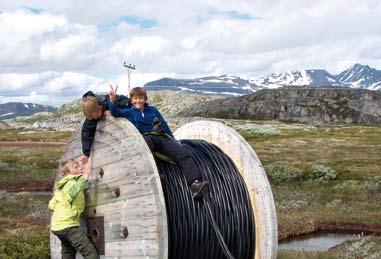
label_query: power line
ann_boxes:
[123,62,136,95]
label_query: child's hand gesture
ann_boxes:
[109,84,118,103]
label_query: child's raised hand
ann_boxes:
[82,162,91,179]
[109,84,118,103]
[80,155,89,164]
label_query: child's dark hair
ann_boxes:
[130,87,147,100]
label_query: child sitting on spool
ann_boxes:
[108,85,209,199]
[49,160,99,259]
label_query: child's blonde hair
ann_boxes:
[60,160,80,175]
[82,96,100,117]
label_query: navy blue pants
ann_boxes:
[144,135,201,184]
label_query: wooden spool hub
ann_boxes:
[50,117,277,259]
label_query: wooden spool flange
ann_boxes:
[175,120,278,259]
[50,117,277,259]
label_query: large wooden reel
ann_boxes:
[175,120,278,259]
[50,117,277,259]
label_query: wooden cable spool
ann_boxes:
[50,117,277,259]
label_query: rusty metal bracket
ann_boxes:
[114,187,120,197]
[87,216,105,255]
[121,225,129,238]
[99,168,104,178]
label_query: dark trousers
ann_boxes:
[52,226,99,259]
[144,135,201,184]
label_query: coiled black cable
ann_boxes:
[155,139,255,259]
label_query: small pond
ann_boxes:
[278,233,380,251]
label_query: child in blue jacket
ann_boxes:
[108,85,209,199]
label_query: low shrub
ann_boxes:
[265,165,306,184]
[364,176,381,193]
[265,163,338,185]
[325,199,343,209]
[339,238,381,259]
[310,165,337,184]
[276,199,309,212]
[0,226,50,259]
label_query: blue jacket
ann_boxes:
[108,100,174,138]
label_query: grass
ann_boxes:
[0,146,64,185]
[0,129,72,142]
[237,122,381,257]
[0,224,50,259]
[0,192,50,258]
[244,125,381,180]
[0,191,51,224]
[0,121,380,258]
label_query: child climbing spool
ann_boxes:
[50,117,277,259]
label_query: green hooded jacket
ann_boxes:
[49,174,87,231]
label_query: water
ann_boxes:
[278,233,380,251]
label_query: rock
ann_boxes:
[180,87,381,125]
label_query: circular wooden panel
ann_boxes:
[50,116,168,259]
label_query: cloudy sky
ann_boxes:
[1,0,380,106]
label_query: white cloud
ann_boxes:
[0,1,381,106]
[0,71,107,106]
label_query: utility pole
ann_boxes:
[123,62,136,94]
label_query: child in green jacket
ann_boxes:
[49,160,99,259]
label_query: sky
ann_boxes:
[1,0,381,106]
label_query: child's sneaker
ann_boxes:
[190,180,209,199]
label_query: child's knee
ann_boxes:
[143,135,155,150]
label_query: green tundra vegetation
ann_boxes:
[238,123,381,258]
[0,123,380,258]
[0,128,72,142]
[0,146,64,185]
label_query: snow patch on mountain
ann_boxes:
[145,64,381,95]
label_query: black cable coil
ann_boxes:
[155,139,256,259]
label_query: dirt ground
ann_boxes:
[0,182,53,192]
[0,141,66,148]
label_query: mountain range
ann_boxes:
[2,88,380,128]
[0,102,56,120]
[145,64,381,96]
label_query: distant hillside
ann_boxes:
[5,88,379,129]
[179,87,381,125]
[145,64,381,96]
[0,102,57,120]
[4,91,220,130]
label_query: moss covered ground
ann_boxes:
[0,129,71,142]
[0,124,380,258]
[237,122,381,258]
